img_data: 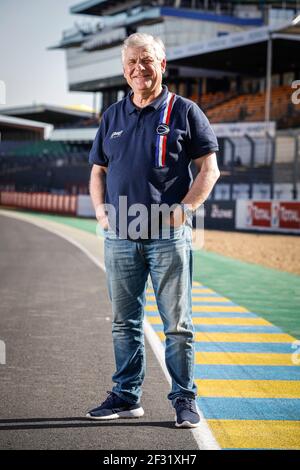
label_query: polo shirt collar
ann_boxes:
[126,85,169,114]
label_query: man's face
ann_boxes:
[123,46,166,94]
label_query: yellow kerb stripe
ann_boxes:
[146,316,272,326]
[145,305,248,312]
[207,420,300,449]
[195,379,300,398]
[156,331,295,343]
[195,351,297,366]
[146,288,212,294]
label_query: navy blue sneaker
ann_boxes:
[173,397,200,428]
[86,391,144,420]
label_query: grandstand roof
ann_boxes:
[0,104,95,126]
[70,0,300,17]
[0,115,50,140]
[70,0,144,17]
[48,30,90,50]
[167,17,300,76]
[0,114,49,131]
[52,5,263,51]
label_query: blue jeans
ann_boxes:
[103,224,197,404]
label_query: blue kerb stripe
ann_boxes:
[194,342,296,353]
[155,105,166,167]
[195,325,281,333]
[194,365,300,381]
[147,312,259,318]
[196,397,300,421]
[193,312,258,318]
[191,294,222,298]
[147,300,237,306]
[152,324,282,333]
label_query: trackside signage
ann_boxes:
[236,200,300,233]
[202,201,235,230]
[277,202,300,230]
[249,201,272,228]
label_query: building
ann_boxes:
[0,1,299,206]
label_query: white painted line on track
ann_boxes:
[0,209,221,450]
[143,319,220,450]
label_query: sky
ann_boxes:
[0,0,100,110]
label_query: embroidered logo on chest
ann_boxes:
[110,130,123,139]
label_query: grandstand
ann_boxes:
[0,108,94,194]
[0,104,98,128]
[0,0,300,220]
[50,0,300,202]
[203,85,300,127]
[50,0,266,108]
[0,114,49,141]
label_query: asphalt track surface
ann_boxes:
[2,210,300,450]
[0,215,199,450]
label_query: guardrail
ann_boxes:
[0,192,299,234]
[0,191,77,215]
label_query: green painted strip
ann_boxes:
[19,211,98,235]
[193,250,300,340]
[9,210,300,340]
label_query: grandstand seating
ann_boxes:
[198,85,300,126]
[0,141,28,157]
[189,90,238,110]
[0,140,89,160]
[1,84,298,198]
[56,117,99,129]
[0,139,91,194]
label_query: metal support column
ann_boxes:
[224,137,236,201]
[264,33,273,165]
[293,134,299,200]
[265,133,276,200]
[244,134,255,199]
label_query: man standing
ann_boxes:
[87,33,220,428]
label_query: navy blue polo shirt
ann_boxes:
[89,85,218,237]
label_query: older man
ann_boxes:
[87,33,219,428]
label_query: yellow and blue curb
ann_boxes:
[145,281,300,449]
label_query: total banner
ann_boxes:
[236,200,300,233]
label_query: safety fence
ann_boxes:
[0,192,299,234]
[0,191,77,215]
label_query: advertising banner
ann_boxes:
[200,201,236,230]
[236,200,300,233]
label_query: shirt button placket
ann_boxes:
[136,112,143,134]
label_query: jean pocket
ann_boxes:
[104,228,119,239]
[159,223,186,240]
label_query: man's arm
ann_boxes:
[89,164,108,228]
[171,152,220,226]
[182,152,220,210]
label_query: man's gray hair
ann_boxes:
[121,33,166,63]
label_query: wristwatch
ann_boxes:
[179,203,193,221]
